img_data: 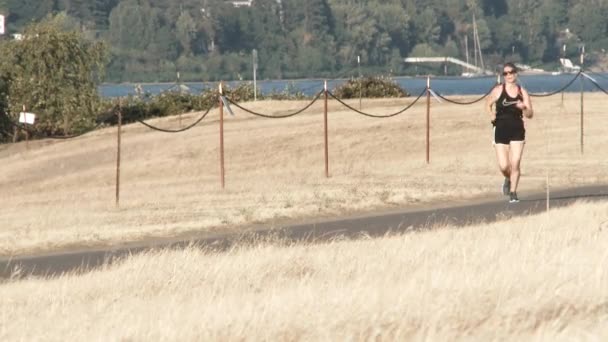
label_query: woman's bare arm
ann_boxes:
[486,86,501,123]
[519,88,534,119]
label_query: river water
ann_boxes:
[99,72,608,98]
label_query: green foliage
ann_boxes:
[0,13,107,138]
[0,76,11,141]
[115,91,212,125]
[175,11,197,55]
[332,76,409,99]
[223,83,256,102]
[3,0,608,82]
[114,82,314,124]
[568,3,608,47]
[265,82,308,100]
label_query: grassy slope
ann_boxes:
[0,94,607,256]
[1,201,607,340]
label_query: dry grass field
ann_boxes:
[1,201,607,340]
[1,93,607,256]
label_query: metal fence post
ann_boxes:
[115,99,122,207]
[324,80,329,178]
[580,72,584,155]
[426,76,431,164]
[219,82,225,188]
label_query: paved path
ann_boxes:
[2,185,607,279]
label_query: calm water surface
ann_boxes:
[99,73,608,98]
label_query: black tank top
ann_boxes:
[495,84,523,121]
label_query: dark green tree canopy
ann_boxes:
[0,13,107,136]
[1,0,607,81]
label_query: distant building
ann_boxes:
[228,0,253,7]
[226,0,284,8]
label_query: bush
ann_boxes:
[102,87,219,124]
[92,77,407,131]
[223,83,257,102]
[332,76,409,98]
[265,82,308,100]
[0,14,106,138]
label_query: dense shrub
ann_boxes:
[223,83,257,102]
[105,82,313,125]
[0,14,106,139]
[265,82,308,100]
[101,88,224,124]
[332,76,409,98]
[3,76,411,143]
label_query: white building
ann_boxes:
[228,0,253,7]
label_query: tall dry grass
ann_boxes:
[1,201,607,341]
[1,94,607,256]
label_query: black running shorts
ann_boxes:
[494,120,525,144]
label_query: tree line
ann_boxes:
[1,0,607,82]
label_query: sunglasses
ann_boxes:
[503,70,517,76]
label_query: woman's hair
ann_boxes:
[503,62,518,72]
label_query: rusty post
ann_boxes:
[219,82,225,189]
[358,56,362,110]
[426,76,431,164]
[580,48,585,154]
[324,80,329,178]
[115,99,122,207]
[580,72,584,155]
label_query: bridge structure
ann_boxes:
[404,57,494,76]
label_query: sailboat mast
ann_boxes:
[472,14,486,73]
[465,35,470,66]
[475,24,485,71]
[473,15,478,68]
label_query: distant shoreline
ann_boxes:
[100,71,595,86]
[98,72,608,98]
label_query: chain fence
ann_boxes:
[328,89,427,118]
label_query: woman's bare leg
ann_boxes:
[494,144,511,178]
[508,141,525,192]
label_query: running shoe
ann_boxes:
[502,177,511,196]
[509,192,519,203]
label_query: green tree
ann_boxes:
[176,11,196,55]
[5,0,56,30]
[0,13,107,136]
[413,8,441,44]
[568,2,608,47]
[250,0,288,78]
[108,0,160,51]
[7,0,608,82]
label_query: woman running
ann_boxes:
[486,62,534,203]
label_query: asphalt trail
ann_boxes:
[2,185,607,279]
